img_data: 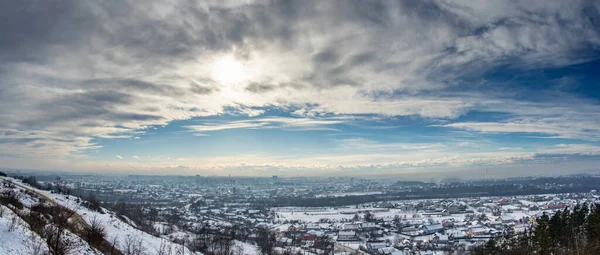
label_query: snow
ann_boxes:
[1,177,201,255]
[0,205,50,255]
[0,204,100,255]
[233,240,259,255]
[42,191,198,255]
[61,229,104,255]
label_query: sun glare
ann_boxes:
[211,55,248,87]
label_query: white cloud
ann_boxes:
[335,138,445,152]
[443,114,600,141]
[1,0,600,174]
[115,155,123,159]
[184,117,345,134]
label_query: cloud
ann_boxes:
[116,155,123,159]
[185,117,344,134]
[441,97,600,141]
[335,138,445,152]
[444,122,568,136]
[31,142,600,177]
[186,122,266,132]
[0,0,600,172]
[189,80,219,95]
[245,83,276,93]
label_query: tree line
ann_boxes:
[472,202,600,254]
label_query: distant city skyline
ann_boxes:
[1,1,600,177]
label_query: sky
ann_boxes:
[1,0,600,178]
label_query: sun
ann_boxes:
[211,55,248,87]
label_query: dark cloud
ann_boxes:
[80,78,198,98]
[346,52,377,67]
[189,81,219,95]
[0,137,44,144]
[0,0,98,63]
[342,0,392,27]
[312,49,339,64]
[21,90,133,128]
[111,113,164,122]
[246,83,276,93]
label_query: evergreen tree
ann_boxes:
[532,213,553,254]
[587,203,600,253]
[473,203,600,254]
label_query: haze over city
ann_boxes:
[1,0,600,178]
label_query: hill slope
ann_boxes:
[0,177,198,255]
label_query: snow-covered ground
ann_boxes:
[233,240,259,255]
[1,177,200,255]
[0,205,50,255]
[274,201,549,224]
[1,203,102,255]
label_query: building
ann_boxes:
[301,235,317,247]
[337,231,359,241]
[362,222,377,229]
[423,223,444,234]
[341,223,361,231]
[469,227,488,236]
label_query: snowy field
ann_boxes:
[273,196,552,224]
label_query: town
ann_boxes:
[2,171,599,255]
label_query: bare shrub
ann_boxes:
[24,211,47,233]
[82,216,106,246]
[0,190,23,209]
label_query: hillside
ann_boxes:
[0,177,198,255]
[0,204,51,254]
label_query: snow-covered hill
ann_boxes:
[1,203,103,255]
[0,177,199,255]
[0,204,50,255]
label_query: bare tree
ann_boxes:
[157,239,173,255]
[231,243,244,255]
[122,234,146,255]
[109,235,120,255]
[314,235,334,255]
[176,240,186,255]
[44,224,76,255]
[256,227,277,255]
[8,213,20,232]
[44,206,76,255]
[26,232,47,255]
